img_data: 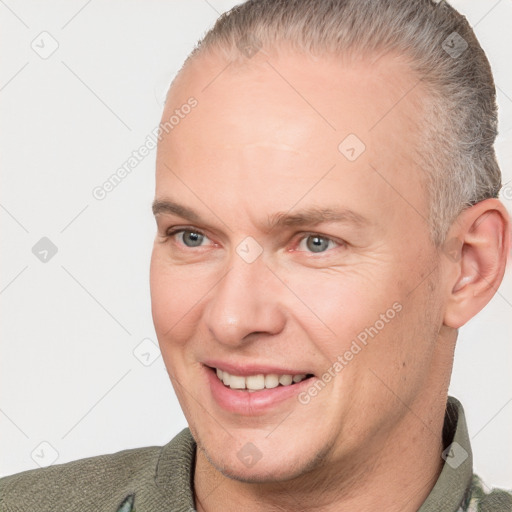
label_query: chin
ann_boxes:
[197,431,332,485]
[209,453,307,484]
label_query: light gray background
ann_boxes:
[1,0,511,489]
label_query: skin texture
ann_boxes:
[150,48,510,512]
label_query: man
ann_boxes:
[1,0,510,510]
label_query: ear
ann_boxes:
[442,198,511,329]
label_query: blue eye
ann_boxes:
[165,229,340,254]
[171,229,207,247]
[299,235,337,253]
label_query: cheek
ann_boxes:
[149,250,200,342]
[284,268,398,352]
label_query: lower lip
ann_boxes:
[205,366,316,415]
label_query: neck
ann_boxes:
[194,395,446,512]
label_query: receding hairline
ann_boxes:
[173,38,426,96]
[168,42,431,142]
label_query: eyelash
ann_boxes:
[163,227,344,254]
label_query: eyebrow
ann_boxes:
[152,199,372,231]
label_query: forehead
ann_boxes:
[155,50,428,230]
[171,49,422,122]
[160,49,425,158]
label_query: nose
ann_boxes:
[203,252,286,347]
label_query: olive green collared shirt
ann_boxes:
[1,396,510,511]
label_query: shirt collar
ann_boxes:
[419,396,473,512]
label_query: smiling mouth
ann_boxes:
[210,366,315,392]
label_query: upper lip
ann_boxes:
[203,360,313,377]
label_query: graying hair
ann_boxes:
[181,0,501,245]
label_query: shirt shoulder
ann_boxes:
[462,474,512,512]
[0,445,163,512]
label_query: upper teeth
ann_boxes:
[216,368,308,391]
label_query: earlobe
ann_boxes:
[443,199,510,329]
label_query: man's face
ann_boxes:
[150,50,448,481]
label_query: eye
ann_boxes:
[297,234,339,253]
[167,228,210,248]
